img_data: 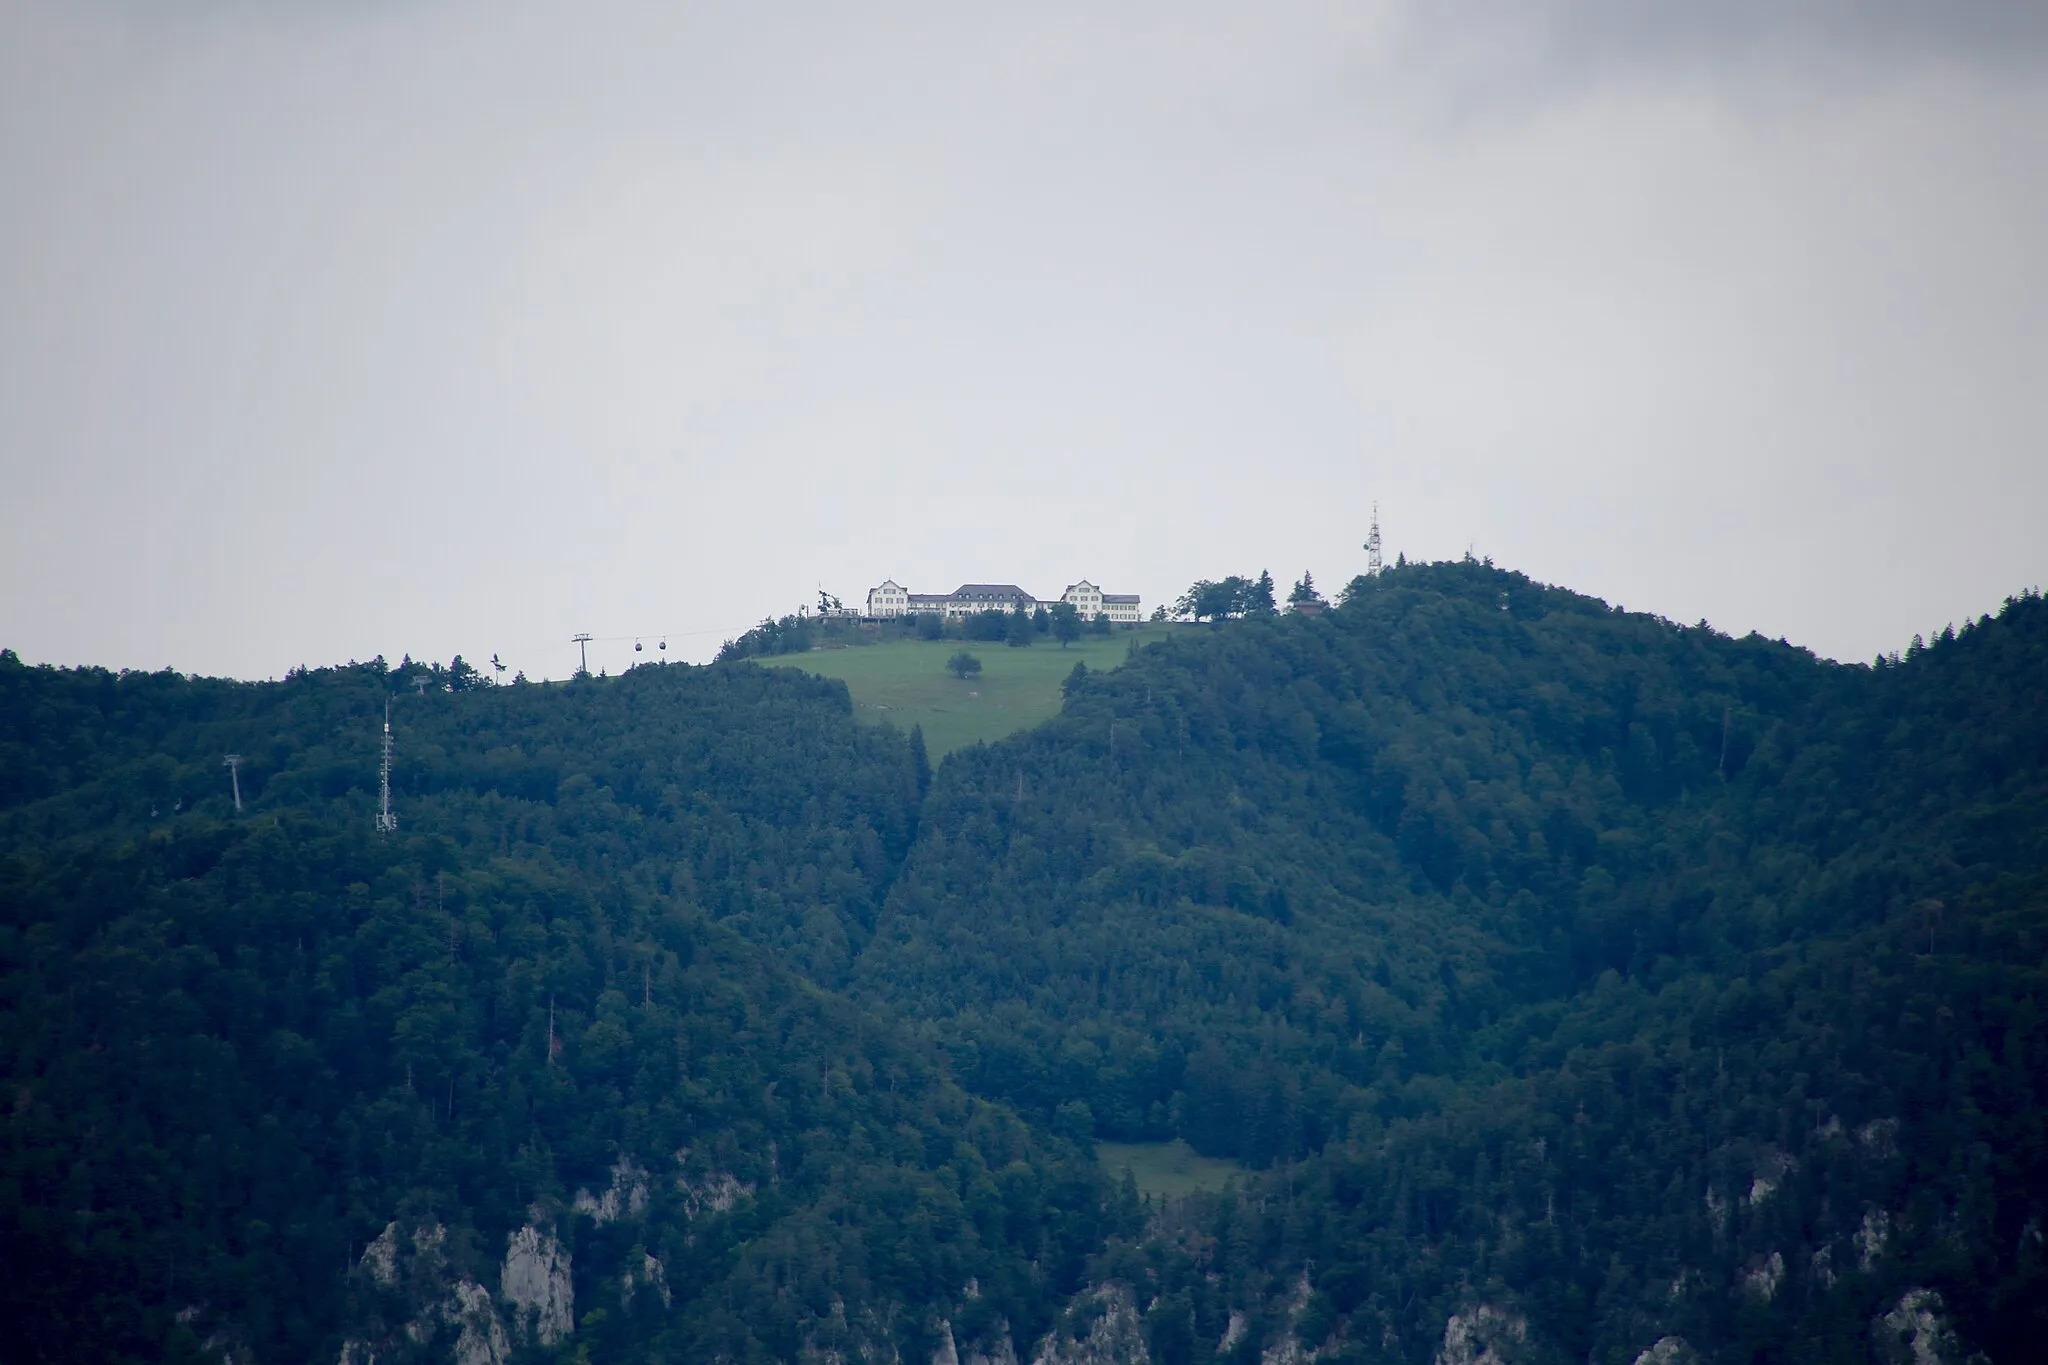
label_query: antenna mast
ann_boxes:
[571,633,593,677]
[1365,502,1384,576]
[375,700,398,834]
[223,754,244,813]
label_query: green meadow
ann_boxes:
[1095,1140,1248,1200]
[749,625,1183,757]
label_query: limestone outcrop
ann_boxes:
[1030,1282,1150,1365]
[1433,1305,1529,1365]
[501,1219,574,1346]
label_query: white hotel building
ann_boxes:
[864,580,1142,624]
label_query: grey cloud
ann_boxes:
[1384,0,2048,117]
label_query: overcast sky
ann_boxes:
[4,1,2044,679]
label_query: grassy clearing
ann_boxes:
[1096,1140,1249,1200]
[748,625,1184,757]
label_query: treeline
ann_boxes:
[717,602,1117,662]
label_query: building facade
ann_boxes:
[864,579,1142,623]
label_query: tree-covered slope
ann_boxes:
[0,657,1112,1363]
[854,563,2048,1362]
[4,563,2044,1365]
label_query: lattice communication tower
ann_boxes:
[375,699,398,834]
[1365,502,1384,576]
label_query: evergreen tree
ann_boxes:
[1051,602,1083,647]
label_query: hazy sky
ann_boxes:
[4,1,2044,678]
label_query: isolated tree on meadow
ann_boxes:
[1050,602,1083,647]
[947,651,983,680]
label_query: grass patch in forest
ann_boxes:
[748,625,1184,758]
[1096,1140,1248,1200]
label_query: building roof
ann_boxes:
[950,584,1034,600]
[1102,593,1139,603]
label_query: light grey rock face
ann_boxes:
[1631,1337,1700,1365]
[1031,1283,1150,1365]
[1746,1149,1794,1206]
[948,1312,1020,1365]
[447,1281,513,1365]
[339,1221,508,1365]
[1218,1311,1248,1352]
[1433,1305,1529,1365]
[621,1251,672,1311]
[572,1156,650,1225]
[678,1167,756,1218]
[1858,1209,1893,1271]
[1261,1271,1320,1365]
[1743,1251,1786,1302]
[361,1222,402,1287]
[962,1327,1021,1365]
[1872,1288,1962,1365]
[501,1222,574,1346]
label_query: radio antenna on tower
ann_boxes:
[375,700,398,834]
[1365,502,1384,576]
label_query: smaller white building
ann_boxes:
[866,580,910,618]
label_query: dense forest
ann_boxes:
[3,560,2044,1364]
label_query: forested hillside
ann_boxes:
[3,561,2043,1364]
[856,563,2048,1364]
[0,660,1115,1363]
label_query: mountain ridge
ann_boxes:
[3,561,2043,1363]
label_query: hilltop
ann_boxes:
[2,560,2044,1364]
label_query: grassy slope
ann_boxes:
[752,625,1187,757]
[1096,1140,1248,1199]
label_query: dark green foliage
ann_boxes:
[0,659,1112,1362]
[1174,574,1274,622]
[965,611,1011,643]
[948,652,984,680]
[6,566,2046,1364]
[853,563,2048,1362]
[1052,603,1084,647]
[717,613,817,660]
